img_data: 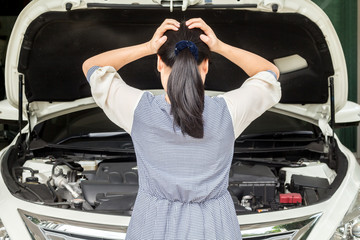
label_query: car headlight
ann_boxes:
[18,209,127,240]
[331,190,360,240]
[0,218,11,240]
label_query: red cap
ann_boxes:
[279,193,302,204]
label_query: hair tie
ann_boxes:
[174,40,198,61]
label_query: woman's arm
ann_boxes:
[81,19,180,134]
[82,19,180,76]
[186,18,279,79]
[82,43,152,74]
[186,18,281,139]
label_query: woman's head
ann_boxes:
[157,22,210,139]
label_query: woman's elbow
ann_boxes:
[82,58,93,77]
[271,65,280,80]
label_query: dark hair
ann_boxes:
[157,22,210,138]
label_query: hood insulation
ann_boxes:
[18,8,334,104]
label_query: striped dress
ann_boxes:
[87,66,281,240]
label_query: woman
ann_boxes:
[83,18,280,240]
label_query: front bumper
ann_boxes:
[0,142,359,240]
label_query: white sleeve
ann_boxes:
[87,66,144,134]
[220,71,281,138]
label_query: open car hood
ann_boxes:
[5,0,348,124]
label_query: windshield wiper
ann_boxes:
[236,130,316,142]
[57,132,129,144]
[232,157,306,167]
[234,141,325,154]
[34,143,135,154]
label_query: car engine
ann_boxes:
[14,155,336,215]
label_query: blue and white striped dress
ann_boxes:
[87,66,281,240]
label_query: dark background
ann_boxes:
[0,0,30,15]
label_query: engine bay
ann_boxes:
[11,154,337,215]
[2,109,345,215]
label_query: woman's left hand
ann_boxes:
[147,19,180,54]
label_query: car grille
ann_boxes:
[241,213,322,239]
[18,209,127,240]
[19,209,321,240]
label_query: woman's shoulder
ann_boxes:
[134,92,171,115]
[205,95,228,108]
[204,95,231,118]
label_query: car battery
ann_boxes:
[228,164,277,204]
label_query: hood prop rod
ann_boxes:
[328,76,337,168]
[18,74,23,139]
[17,74,25,157]
[329,77,335,130]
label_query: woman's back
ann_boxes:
[128,92,241,239]
[132,93,234,203]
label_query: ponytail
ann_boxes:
[157,22,210,138]
[167,48,204,138]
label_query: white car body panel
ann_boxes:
[1,0,360,239]
[0,99,19,121]
[335,101,360,124]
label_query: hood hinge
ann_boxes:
[318,114,337,169]
[319,76,336,141]
[318,112,331,151]
[26,103,34,151]
[153,0,201,12]
[17,73,26,157]
[318,76,337,169]
[26,103,38,133]
[17,74,34,156]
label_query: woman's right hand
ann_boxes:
[186,18,221,52]
[148,19,180,54]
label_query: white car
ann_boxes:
[1,0,360,239]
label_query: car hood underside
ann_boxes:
[17,9,333,105]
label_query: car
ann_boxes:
[0,100,23,150]
[1,0,360,239]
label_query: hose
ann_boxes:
[11,168,45,203]
[51,160,83,177]
[46,177,58,202]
